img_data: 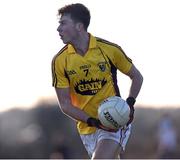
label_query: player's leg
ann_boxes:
[92,139,120,159]
[80,125,131,159]
[92,125,131,159]
[80,133,96,158]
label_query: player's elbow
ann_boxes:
[59,102,70,115]
[138,72,143,85]
[130,68,143,81]
[128,64,143,83]
[130,69,143,88]
[135,71,143,88]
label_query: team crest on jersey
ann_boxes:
[74,78,107,95]
[98,62,106,72]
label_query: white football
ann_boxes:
[98,96,130,129]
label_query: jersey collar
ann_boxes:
[68,33,97,54]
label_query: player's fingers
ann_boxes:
[126,114,133,126]
[126,110,134,126]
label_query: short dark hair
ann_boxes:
[58,3,91,30]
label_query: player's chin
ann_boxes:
[62,39,68,44]
[61,37,69,44]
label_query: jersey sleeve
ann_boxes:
[110,46,132,74]
[51,55,69,88]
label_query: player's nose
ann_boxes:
[57,25,62,33]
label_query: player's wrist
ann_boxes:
[126,97,136,108]
[126,97,135,126]
[86,117,93,126]
[87,117,100,127]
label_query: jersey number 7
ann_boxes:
[83,69,89,76]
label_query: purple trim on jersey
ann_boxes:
[108,57,121,97]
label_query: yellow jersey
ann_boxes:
[52,34,132,134]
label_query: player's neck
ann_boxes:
[72,32,90,56]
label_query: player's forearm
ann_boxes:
[59,102,90,123]
[128,70,143,99]
[55,88,90,123]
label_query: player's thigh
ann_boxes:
[92,139,120,159]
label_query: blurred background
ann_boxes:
[0,0,180,158]
[0,101,179,158]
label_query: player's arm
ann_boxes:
[110,46,143,124]
[55,87,117,132]
[109,46,143,97]
[124,64,143,125]
[55,87,90,122]
[125,64,143,99]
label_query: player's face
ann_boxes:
[57,14,78,44]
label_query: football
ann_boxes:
[98,96,130,129]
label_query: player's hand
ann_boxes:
[86,117,118,132]
[126,97,136,126]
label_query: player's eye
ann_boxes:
[59,21,65,25]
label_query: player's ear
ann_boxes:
[76,22,84,31]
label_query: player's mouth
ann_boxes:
[59,34,63,39]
